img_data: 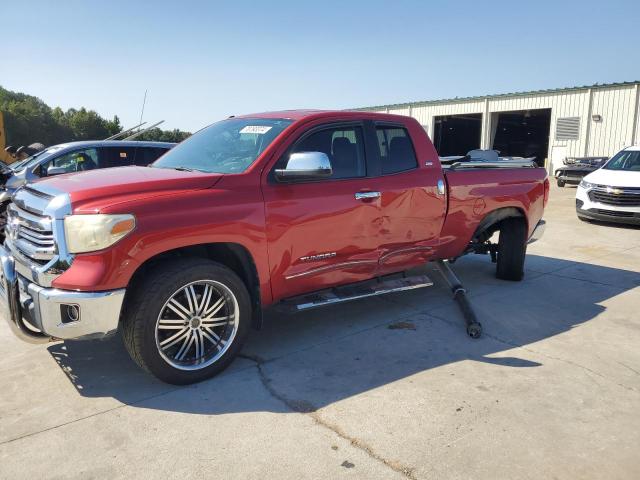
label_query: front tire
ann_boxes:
[556,179,565,187]
[496,217,527,281]
[121,258,251,384]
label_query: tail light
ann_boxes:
[543,177,550,207]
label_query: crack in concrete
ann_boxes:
[616,361,640,377]
[546,270,639,289]
[238,353,417,480]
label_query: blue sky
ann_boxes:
[3,0,639,132]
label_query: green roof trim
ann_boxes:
[353,81,640,111]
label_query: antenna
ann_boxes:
[139,89,147,127]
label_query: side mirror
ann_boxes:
[46,165,68,176]
[274,152,332,181]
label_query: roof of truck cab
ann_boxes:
[235,110,410,121]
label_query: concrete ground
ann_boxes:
[1,184,639,480]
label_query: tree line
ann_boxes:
[0,85,190,147]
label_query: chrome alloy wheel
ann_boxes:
[154,280,239,371]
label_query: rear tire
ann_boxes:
[496,217,527,281]
[121,258,251,385]
[556,179,565,187]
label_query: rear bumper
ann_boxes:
[0,244,125,342]
[527,220,546,244]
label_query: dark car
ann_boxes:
[0,140,175,234]
[554,156,608,187]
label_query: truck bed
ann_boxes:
[436,166,548,259]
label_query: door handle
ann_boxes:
[355,191,381,201]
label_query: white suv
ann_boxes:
[576,146,640,225]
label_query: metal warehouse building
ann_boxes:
[359,81,640,173]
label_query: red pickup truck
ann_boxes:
[0,111,548,384]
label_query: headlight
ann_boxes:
[64,214,136,253]
[579,180,595,189]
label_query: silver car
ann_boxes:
[0,140,175,232]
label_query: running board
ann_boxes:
[278,273,433,312]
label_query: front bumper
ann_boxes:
[575,186,640,225]
[576,206,640,225]
[0,244,125,342]
[555,174,582,185]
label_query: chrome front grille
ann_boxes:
[6,185,72,288]
[588,186,640,207]
[6,195,56,264]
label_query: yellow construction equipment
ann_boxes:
[0,111,13,164]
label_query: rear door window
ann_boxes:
[135,147,170,166]
[376,126,418,174]
[101,147,138,168]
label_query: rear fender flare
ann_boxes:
[471,207,527,243]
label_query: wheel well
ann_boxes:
[128,243,263,328]
[471,207,527,244]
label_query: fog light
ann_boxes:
[61,304,80,324]
[576,199,584,209]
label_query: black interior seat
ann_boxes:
[77,153,97,171]
[388,136,416,173]
[331,137,358,178]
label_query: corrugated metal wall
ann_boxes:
[362,83,640,170]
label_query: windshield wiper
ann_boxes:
[165,166,209,173]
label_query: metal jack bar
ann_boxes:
[104,122,147,140]
[123,120,165,140]
[434,259,483,338]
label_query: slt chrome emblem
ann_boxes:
[299,252,336,262]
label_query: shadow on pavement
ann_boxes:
[47,254,639,414]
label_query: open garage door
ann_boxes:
[433,113,482,156]
[492,109,551,167]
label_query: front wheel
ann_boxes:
[556,179,565,187]
[496,217,527,281]
[121,258,251,384]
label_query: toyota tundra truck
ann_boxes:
[0,110,548,384]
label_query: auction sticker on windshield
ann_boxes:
[240,125,272,134]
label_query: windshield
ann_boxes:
[603,150,640,171]
[152,118,293,174]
